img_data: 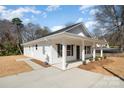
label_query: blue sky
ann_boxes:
[0,5,97,32]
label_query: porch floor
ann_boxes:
[52,61,83,70]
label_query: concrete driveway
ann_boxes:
[0,66,124,88]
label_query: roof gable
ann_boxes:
[22,22,93,45]
[42,22,92,38]
[66,23,92,37]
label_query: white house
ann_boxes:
[96,38,110,48]
[22,22,106,70]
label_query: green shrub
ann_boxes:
[89,58,93,62]
[95,56,99,61]
[100,57,102,59]
[83,61,86,65]
[0,42,21,56]
[104,55,107,59]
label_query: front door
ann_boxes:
[76,46,80,60]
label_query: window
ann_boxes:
[35,44,38,50]
[57,44,62,57]
[85,46,91,54]
[67,45,73,56]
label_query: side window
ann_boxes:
[85,46,91,54]
[35,44,38,50]
[67,45,71,56]
[57,44,62,57]
[85,46,87,54]
[71,45,73,56]
[87,46,91,54]
[67,45,73,56]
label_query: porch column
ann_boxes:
[62,44,66,70]
[100,44,103,57]
[82,40,85,61]
[93,42,96,61]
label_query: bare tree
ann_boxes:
[94,5,124,51]
[22,23,50,43]
[12,18,23,54]
[0,19,50,55]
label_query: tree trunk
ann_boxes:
[17,43,22,54]
[17,25,23,54]
[119,25,124,52]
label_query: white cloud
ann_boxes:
[85,21,97,28]
[0,6,6,12]
[51,25,65,32]
[89,9,99,16]
[79,5,95,14]
[39,5,60,18]
[76,18,83,23]
[24,18,30,23]
[46,5,60,12]
[0,6,41,20]
[0,6,60,20]
[79,5,92,11]
[42,12,47,18]
[13,7,41,14]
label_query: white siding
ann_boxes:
[24,38,94,65]
[51,39,82,63]
[52,44,62,64]
[24,44,51,64]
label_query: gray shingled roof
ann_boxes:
[42,23,81,38]
[23,22,92,44]
[22,23,107,45]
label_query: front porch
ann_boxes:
[52,42,104,70]
[52,51,103,70]
[50,33,105,70]
[62,43,104,70]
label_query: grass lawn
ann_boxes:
[0,55,32,77]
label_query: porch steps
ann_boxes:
[52,61,83,70]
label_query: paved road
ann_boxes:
[0,65,124,88]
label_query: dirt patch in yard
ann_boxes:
[78,59,114,76]
[105,53,124,57]
[103,57,124,80]
[31,59,51,68]
[0,55,32,77]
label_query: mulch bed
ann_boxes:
[78,59,114,76]
[31,59,51,68]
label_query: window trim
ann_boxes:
[35,44,38,50]
[57,44,62,57]
[29,46,30,49]
[67,45,73,56]
[85,46,91,54]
